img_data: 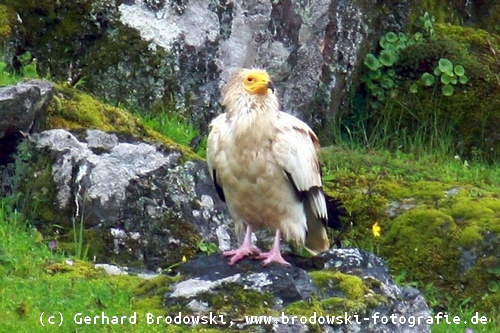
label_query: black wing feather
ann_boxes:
[284,170,308,202]
[212,169,226,202]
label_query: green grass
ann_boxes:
[320,146,500,190]
[0,198,219,332]
[1,144,499,332]
[0,51,38,86]
[138,111,207,158]
[320,146,499,332]
[431,308,497,333]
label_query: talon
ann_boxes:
[223,226,261,265]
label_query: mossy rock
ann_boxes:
[42,84,200,161]
[0,4,16,45]
[284,270,384,332]
[380,191,499,315]
[8,82,204,268]
[382,207,459,282]
[2,1,181,113]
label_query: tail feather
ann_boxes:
[325,195,350,248]
[325,196,348,230]
[304,194,349,253]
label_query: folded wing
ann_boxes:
[271,112,330,251]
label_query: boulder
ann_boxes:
[30,128,235,269]
[1,0,417,129]
[116,0,414,126]
[0,79,54,165]
[0,80,54,138]
[154,248,431,332]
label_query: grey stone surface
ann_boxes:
[31,128,235,269]
[167,249,431,333]
[116,0,415,127]
[0,80,54,139]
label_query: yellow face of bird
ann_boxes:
[242,70,274,96]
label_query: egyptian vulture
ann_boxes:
[207,68,343,266]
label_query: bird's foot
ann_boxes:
[256,248,291,266]
[223,245,261,265]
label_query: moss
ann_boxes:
[463,256,500,318]
[381,208,459,282]
[381,193,499,314]
[477,293,500,321]
[45,84,201,161]
[132,275,183,317]
[309,271,366,300]
[447,195,500,247]
[0,4,15,43]
[457,225,483,248]
[435,23,499,56]
[308,270,381,315]
[426,26,499,161]
[450,200,495,221]
[45,259,105,278]
[134,274,181,296]
[374,179,448,201]
[285,271,381,332]
[284,299,325,333]
[198,282,274,317]
[478,197,500,213]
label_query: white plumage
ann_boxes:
[207,68,331,265]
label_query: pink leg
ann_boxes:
[256,230,291,266]
[223,225,261,265]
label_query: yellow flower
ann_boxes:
[182,255,187,263]
[372,222,381,238]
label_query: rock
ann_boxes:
[157,248,430,332]
[3,1,417,130]
[25,126,287,270]
[176,254,317,304]
[95,263,128,276]
[29,128,235,269]
[116,0,415,127]
[0,80,54,139]
[0,79,54,165]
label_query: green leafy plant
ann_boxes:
[410,58,468,96]
[361,26,429,108]
[362,26,469,106]
[342,11,476,159]
[198,240,218,255]
[417,11,435,39]
[487,266,500,293]
[363,32,406,107]
[0,51,39,86]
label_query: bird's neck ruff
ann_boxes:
[220,69,280,139]
[222,89,280,129]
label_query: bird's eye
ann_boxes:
[246,77,254,82]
